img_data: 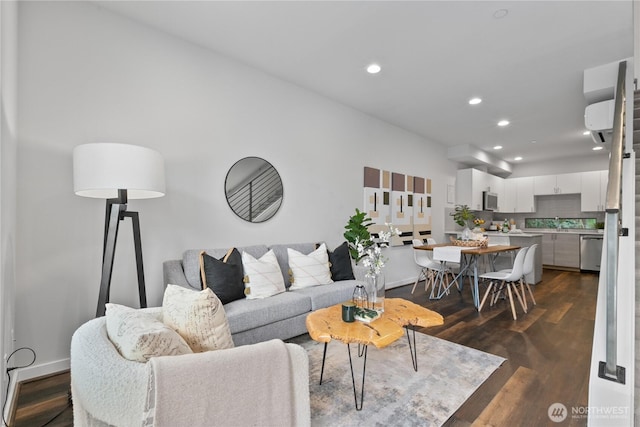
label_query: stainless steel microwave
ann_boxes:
[483,191,498,211]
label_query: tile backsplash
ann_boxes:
[492,194,604,230]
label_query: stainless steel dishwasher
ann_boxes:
[580,234,603,272]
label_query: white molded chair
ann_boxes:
[411,238,442,296]
[497,244,538,311]
[478,247,528,320]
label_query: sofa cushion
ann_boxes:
[224,291,312,335]
[182,245,268,289]
[326,241,356,281]
[163,285,234,352]
[242,250,287,299]
[292,279,360,311]
[288,243,333,290]
[269,243,317,288]
[199,248,245,304]
[105,303,193,363]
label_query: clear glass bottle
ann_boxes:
[352,284,369,309]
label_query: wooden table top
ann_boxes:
[415,243,520,256]
[305,298,444,348]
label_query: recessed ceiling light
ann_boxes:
[493,145,503,150]
[366,63,381,74]
[583,131,591,136]
[468,97,482,105]
[593,146,604,151]
[493,9,509,19]
[497,120,510,127]
[531,140,537,144]
[514,156,523,161]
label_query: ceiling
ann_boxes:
[95,1,634,173]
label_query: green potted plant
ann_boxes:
[343,208,374,262]
[451,204,476,241]
[451,204,475,228]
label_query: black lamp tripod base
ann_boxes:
[96,190,147,317]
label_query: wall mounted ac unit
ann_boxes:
[584,99,614,144]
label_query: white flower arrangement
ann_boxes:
[356,223,401,278]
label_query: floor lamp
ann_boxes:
[73,143,166,317]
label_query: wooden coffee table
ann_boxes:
[305,297,443,410]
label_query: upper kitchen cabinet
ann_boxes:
[533,172,582,195]
[499,176,535,213]
[581,170,608,211]
[456,168,503,211]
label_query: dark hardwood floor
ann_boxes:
[8,268,597,426]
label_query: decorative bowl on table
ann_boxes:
[449,236,489,248]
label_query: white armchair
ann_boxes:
[70,308,310,427]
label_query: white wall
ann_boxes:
[16,1,457,372]
[1,0,18,411]
[510,153,610,178]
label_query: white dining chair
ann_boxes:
[411,239,442,297]
[478,247,528,320]
[496,244,538,311]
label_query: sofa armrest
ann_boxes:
[71,317,149,427]
[163,260,198,290]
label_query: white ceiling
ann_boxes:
[96,0,634,171]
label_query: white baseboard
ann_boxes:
[3,371,17,426]
[2,358,70,423]
[15,358,70,383]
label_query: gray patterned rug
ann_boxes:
[289,331,505,426]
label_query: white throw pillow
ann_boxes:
[241,249,286,299]
[105,303,193,363]
[162,285,235,352]
[288,243,334,290]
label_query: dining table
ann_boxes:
[415,243,520,309]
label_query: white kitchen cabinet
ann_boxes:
[541,233,580,268]
[581,170,608,211]
[534,172,582,195]
[500,179,517,212]
[455,168,503,211]
[486,174,504,210]
[497,176,534,213]
[534,175,557,195]
[516,177,535,212]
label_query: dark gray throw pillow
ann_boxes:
[325,242,355,281]
[199,248,245,304]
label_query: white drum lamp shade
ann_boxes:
[73,143,165,199]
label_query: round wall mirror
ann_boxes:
[225,157,283,223]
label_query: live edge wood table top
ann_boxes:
[305,297,444,348]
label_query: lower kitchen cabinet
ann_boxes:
[542,233,580,268]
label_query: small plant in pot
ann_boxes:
[451,204,475,240]
[451,204,475,227]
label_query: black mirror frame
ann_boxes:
[224,157,283,223]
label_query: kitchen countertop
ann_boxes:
[445,230,543,237]
[445,229,603,237]
[523,229,603,235]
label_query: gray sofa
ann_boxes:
[163,242,366,346]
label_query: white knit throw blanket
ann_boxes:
[146,339,294,427]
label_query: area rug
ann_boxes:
[289,332,505,426]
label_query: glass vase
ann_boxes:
[461,226,472,241]
[366,273,385,313]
